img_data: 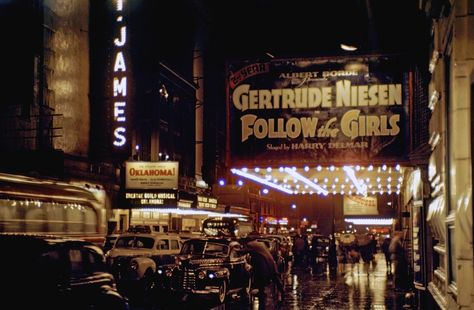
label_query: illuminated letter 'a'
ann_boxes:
[114,52,126,72]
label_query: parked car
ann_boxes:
[156,237,252,304]
[127,224,162,234]
[0,233,129,310]
[106,232,181,295]
[262,234,293,267]
[310,234,331,262]
[251,236,287,274]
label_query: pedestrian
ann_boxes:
[328,235,338,271]
[293,234,306,266]
[389,231,409,290]
[240,237,285,302]
[309,235,320,267]
[381,236,392,274]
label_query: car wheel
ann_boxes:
[216,280,227,304]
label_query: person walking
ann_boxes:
[381,236,392,274]
[328,235,338,272]
[293,234,306,266]
[240,238,285,303]
[389,231,409,290]
[309,235,320,267]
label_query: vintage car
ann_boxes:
[156,237,252,304]
[0,233,129,310]
[106,232,181,294]
[310,234,331,262]
[265,234,293,265]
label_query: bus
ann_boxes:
[202,216,254,238]
[0,172,107,245]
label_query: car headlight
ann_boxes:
[130,261,138,271]
[198,270,207,279]
[157,269,163,275]
[208,272,216,279]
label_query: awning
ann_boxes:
[228,164,405,196]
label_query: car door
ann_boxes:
[68,245,114,300]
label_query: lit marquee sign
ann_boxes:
[226,56,410,166]
[112,0,128,147]
[197,195,218,209]
[125,191,177,207]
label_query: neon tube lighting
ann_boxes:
[344,218,394,225]
[284,167,328,195]
[142,208,246,217]
[231,169,294,194]
[343,166,367,196]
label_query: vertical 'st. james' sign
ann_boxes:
[226,56,410,166]
[112,0,127,148]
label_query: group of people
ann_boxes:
[292,234,338,270]
[338,231,411,291]
[237,231,410,306]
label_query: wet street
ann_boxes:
[130,253,415,310]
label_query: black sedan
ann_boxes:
[156,237,252,304]
[0,233,129,310]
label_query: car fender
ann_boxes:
[131,256,156,278]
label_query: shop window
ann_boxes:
[448,224,457,286]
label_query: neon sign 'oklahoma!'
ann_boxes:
[128,168,176,176]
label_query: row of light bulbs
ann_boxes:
[227,165,404,196]
[244,164,401,173]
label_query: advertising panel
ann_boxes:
[125,189,177,208]
[412,202,426,288]
[343,195,378,215]
[197,195,218,209]
[125,161,179,189]
[226,56,410,166]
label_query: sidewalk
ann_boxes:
[274,252,415,309]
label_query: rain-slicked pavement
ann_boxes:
[131,253,415,310]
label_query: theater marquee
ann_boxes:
[226,56,410,166]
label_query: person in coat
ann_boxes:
[381,237,392,274]
[240,238,285,302]
[389,232,409,290]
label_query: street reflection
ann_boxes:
[130,254,411,310]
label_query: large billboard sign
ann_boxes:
[125,161,179,189]
[343,195,378,215]
[226,56,410,166]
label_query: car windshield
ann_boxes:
[115,236,155,249]
[180,240,229,256]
